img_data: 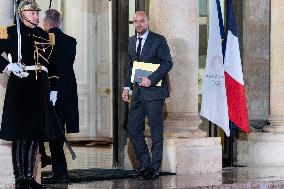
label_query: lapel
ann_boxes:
[140,31,153,60]
[129,36,138,60]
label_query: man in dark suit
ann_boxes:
[122,11,173,180]
[41,9,79,184]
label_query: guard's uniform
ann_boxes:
[0,22,59,141]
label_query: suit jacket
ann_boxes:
[125,31,173,101]
[49,27,79,133]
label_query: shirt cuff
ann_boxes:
[124,87,131,91]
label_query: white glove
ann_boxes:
[19,71,29,78]
[6,63,29,78]
[6,63,23,77]
[50,91,58,106]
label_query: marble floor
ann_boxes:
[40,166,284,189]
[4,145,284,188]
[43,143,114,171]
[44,166,284,189]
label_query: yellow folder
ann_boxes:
[131,61,162,86]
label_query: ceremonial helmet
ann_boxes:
[17,0,41,13]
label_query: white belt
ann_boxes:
[25,65,48,73]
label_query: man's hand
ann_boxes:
[139,77,151,87]
[6,63,29,78]
[19,71,29,78]
[122,89,129,102]
[6,63,24,78]
[50,91,58,106]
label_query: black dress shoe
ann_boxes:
[129,167,149,178]
[141,167,160,180]
[41,155,52,168]
[15,178,28,189]
[27,177,47,189]
[42,172,68,184]
[140,167,152,178]
[149,171,160,180]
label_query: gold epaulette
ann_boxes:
[49,33,55,46]
[0,26,8,39]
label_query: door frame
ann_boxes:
[112,0,129,168]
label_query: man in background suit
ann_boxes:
[41,9,79,184]
[122,11,173,180]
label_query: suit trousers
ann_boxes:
[127,93,164,172]
[49,139,67,176]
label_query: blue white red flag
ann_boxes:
[224,0,249,133]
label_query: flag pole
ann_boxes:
[214,124,217,137]
[49,0,52,9]
[229,121,234,166]
[209,121,212,137]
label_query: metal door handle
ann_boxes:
[104,88,111,94]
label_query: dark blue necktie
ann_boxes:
[136,37,143,60]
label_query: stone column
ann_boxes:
[243,0,270,130]
[149,0,206,138]
[236,0,284,167]
[263,0,284,133]
[0,1,13,188]
[147,0,221,174]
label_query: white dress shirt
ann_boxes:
[136,30,149,54]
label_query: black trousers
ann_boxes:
[127,96,164,172]
[41,97,68,176]
[49,139,67,176]
[39,140,67,175]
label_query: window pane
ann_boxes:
[199,0,207,17]
[129,0,135,21]
[129,24,135,37]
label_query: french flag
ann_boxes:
[224,0,249,133]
